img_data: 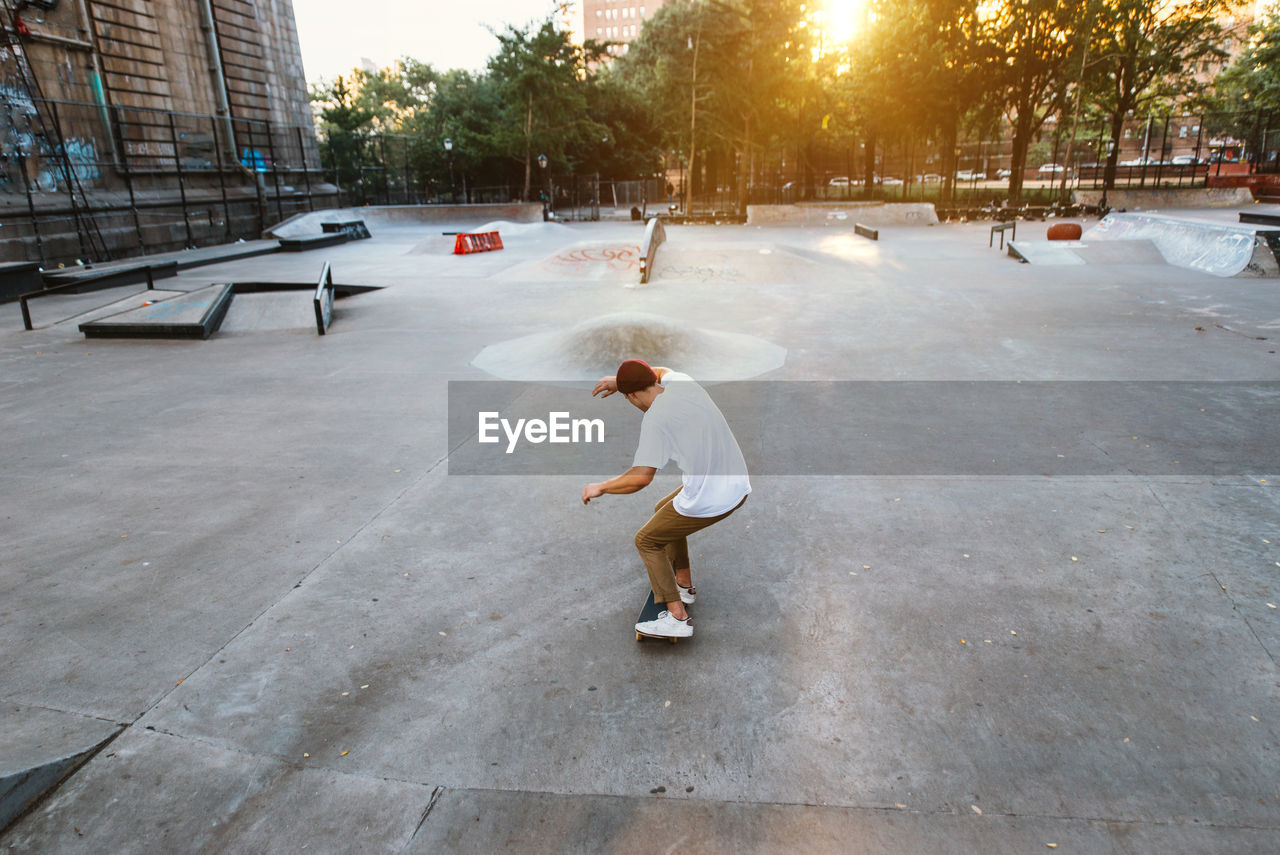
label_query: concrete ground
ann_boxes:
[1,211,1277,853]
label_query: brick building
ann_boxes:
[579,0,667,57]
[0,0,331,265]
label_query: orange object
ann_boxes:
[1047,223,1083,241]
[453,232,504,254]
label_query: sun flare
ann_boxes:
[820,0,866,44]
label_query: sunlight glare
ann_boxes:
[821,0,864,44]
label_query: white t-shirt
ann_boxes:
[632,371,751,517]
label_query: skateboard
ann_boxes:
[635,588,687,644]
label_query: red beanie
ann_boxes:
[616,359,658,394]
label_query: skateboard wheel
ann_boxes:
[636,632,643,642]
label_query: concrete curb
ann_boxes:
[746,202,939,227]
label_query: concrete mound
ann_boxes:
[471,312,786,382]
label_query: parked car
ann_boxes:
[828,176,851,187]
[996,168,1012,179]
[1036,163,1066,176]
[956,170,987,180]
[918,173,943,183]
[879,176,904,186]
[1170,155,1201,165]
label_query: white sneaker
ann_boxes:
[678,584,696,605]
[635,610,693,638]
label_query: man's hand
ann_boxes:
[591,376,618,398]
[581,482,606,505]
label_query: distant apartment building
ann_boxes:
[580,0,667,57]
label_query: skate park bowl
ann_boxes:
[471,312,786,383]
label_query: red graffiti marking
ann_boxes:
[550,245,641,271]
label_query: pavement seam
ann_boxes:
[375,784,1280,833]
[0,699,129,728]
[398,786,445,855]
[1143,481,1280,671]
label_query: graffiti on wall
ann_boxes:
[1,81,102,193]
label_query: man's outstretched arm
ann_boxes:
[582,466,656,504]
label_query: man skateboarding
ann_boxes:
[581,359,751,639]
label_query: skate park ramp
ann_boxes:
[501,240,644,281]
[1,707,122,830]
[406,220,569,254]
[471,311,786,382]
[268,203,544,238]
[1082,212,1280,277]
[648,237,880,284]
[1006,238,1167,268]
[78,285,234,339]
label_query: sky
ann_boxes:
[292,0,573,84]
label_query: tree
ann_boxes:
[616,0,813,213]
[852,0,997,200]
[486,17,607,200]
[1087,0,1233,191]
[989,0,1089,201]
[312,75,377,192]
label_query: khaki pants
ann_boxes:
[634,487,746,606]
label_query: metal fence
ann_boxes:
[8,97,1280,265]
[669,110,1280,213]
[318,130,421,207]
[0,94,336,265]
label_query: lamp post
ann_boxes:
[444,137,456,204]
[537,153,549,220]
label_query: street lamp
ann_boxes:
[537,153,549,220]
[444,137,456,204]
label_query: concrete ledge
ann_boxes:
[1073,187,1254,210]
[79,283,235,339]
[278,232,349,252]
[747,202,938,227]
[41,260,178,293]
[0,262,42,304]
[1,705,122,832]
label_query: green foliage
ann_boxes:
[614,0,814,210]
[303,1,1266,206]
[1082,0,1232,189]
[1207,10,1280,113]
